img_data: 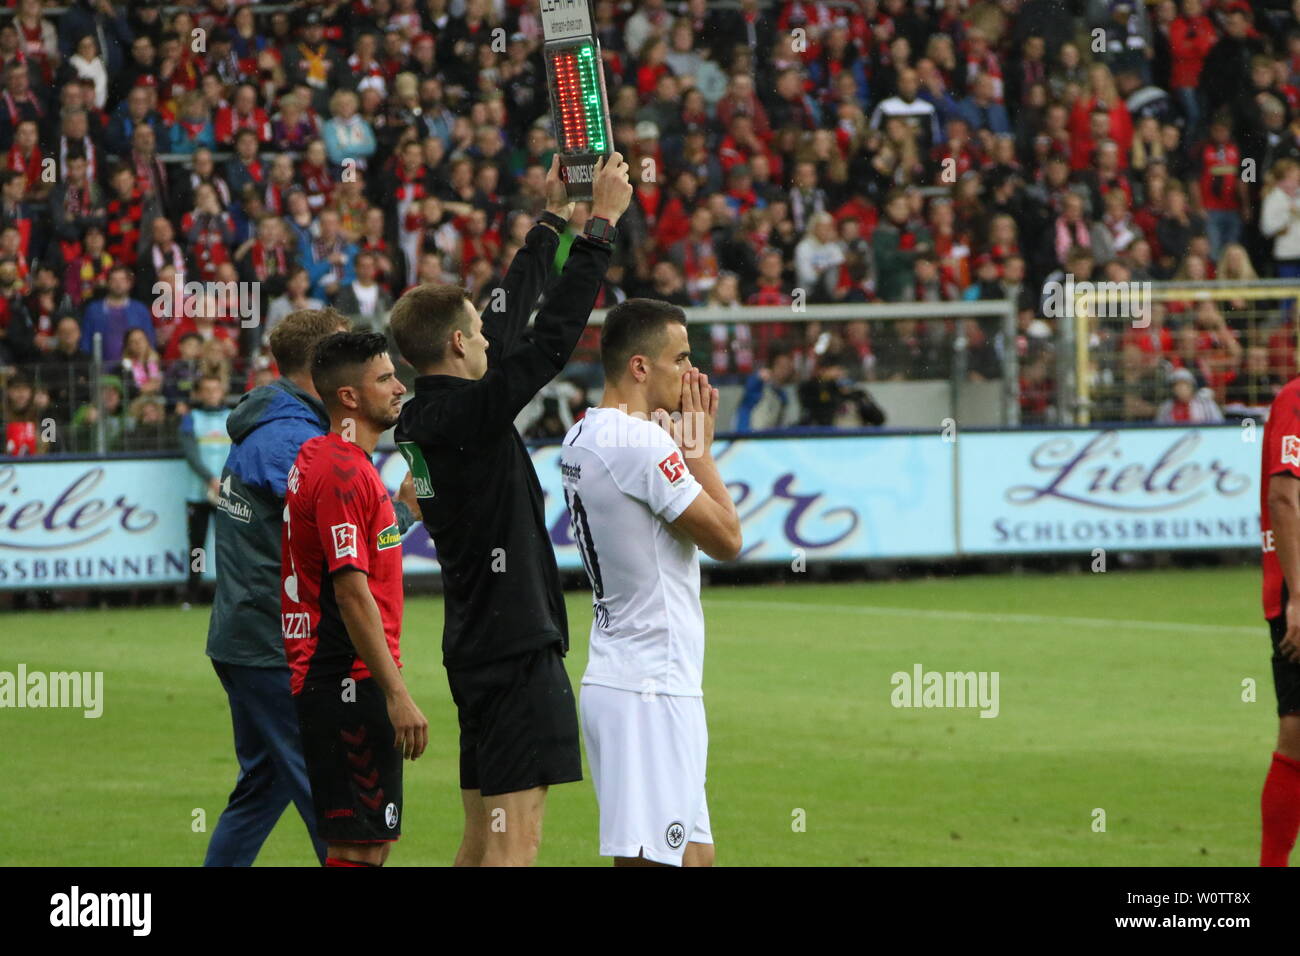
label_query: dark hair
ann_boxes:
[389,283,473,371]
[600,298,687,383]
[766,342,794,366]
[268,307,348,375]
[311,330,391,408]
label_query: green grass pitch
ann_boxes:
[0,567,1276,866]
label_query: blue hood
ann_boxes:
[224,378,328,497]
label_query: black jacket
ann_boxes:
[395,223,612,670]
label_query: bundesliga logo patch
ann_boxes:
[1283,435,1300,467]
[332,523,358,559]
[658,451,686,485]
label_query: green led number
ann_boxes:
[577,43,606,152]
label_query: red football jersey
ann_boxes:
[1261,377,1300,618]
[282,432,404,694]
[1199,141,1242,212]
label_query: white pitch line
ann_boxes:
[701,598,1261,636]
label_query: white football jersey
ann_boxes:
[559,406,706,697]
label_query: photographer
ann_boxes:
[799,352,886,427]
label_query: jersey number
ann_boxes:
[566,490,604,601]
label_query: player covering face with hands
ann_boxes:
[560,299,741,866]
[281,331,427,868]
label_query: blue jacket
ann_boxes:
[955,97,1011,136]
[206,378,328,668]
[169,119,216,155]
[303,239,357,300]
[81,299,155,362]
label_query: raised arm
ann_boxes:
[402,153,633,446]
[484,156,574,364]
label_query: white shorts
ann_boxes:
[579,683,712,866]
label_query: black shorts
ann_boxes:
[446,643,582,797]
[296,675,403,843]
[1267,614,1300,717]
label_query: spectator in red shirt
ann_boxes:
[104,164,144,268]
[298,139,335,213]
[64,223,113,306]
[718,114,763,175]
[163,289,238,362]
[458,207,499,281]
[1123,301,1175,359]
[636,37,671,100]
[6,118,42,200]
[715,73,772,142]
[1069,64,1133,171]
[1178,301,1241,402]
[667,207,721,304]
[653,172,695,253]
[1198,113,1249,258]
[181,184,237,282]
[1168,0,1217,135]
[215,83,272,147]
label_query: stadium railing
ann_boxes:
[1058,280,1300,426]
[0,298,1022,457]
[584,299,1022,430]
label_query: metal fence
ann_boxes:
[21,282,1300,457]
[1058,280,1300,426]
[1,299,1023,457]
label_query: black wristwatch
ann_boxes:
[583,216,617,245]
[537,210,568,234]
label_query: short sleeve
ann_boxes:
[645,446,703,522]
[611,423,703,523]
[1267,393,1300,480]
[314,478,374,576]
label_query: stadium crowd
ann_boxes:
[2,0,1300,451]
